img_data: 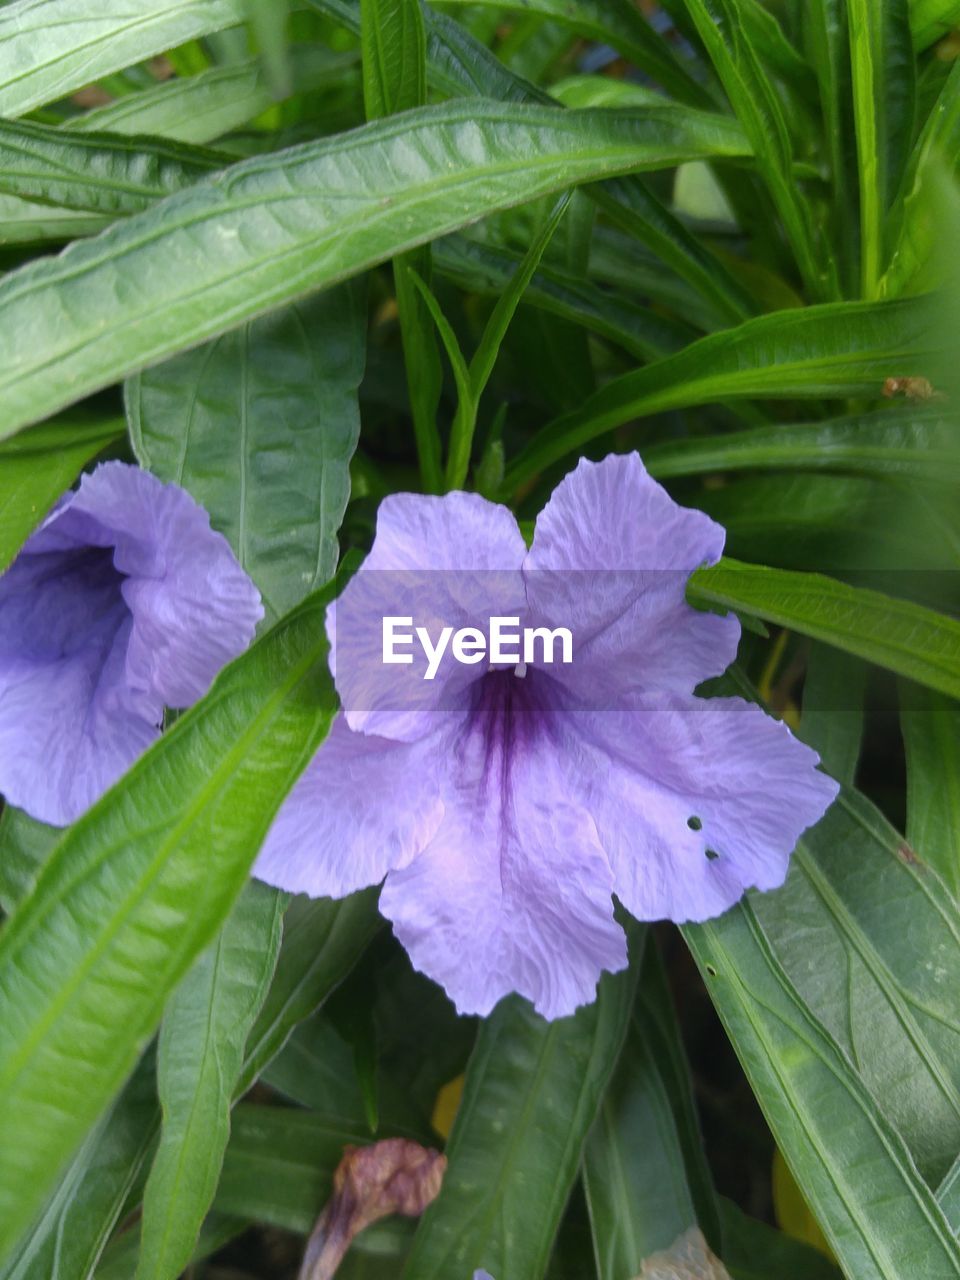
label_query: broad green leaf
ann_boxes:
[0,586,339,1262]
[401,935,641,1279]
[0,120,221,216]
[717,1199,842,1280]
[939,1157,960,1230]
[900,683,960,896]
[684,896,960,1280]
[361,0,425,118]
[437,0,711,107]
[755,786,960,1186]
[0,100,748,443]
[213,1104,371,1234]
[504,294,937,486]
[0,413,124,573]
[799,645,868,787]
[135,883,285,1280]
[0,0,247,118]
[681,0,834,299]
[583,944,718,1276]
[694,473,959,575]
[0,194,105,244]
[0,1054,158,1280]
[688,558,960,699]
[0,808,57,915]
[69,47,355,145]
[848,0,916,295]
[239,890,381,1093]
[128,283,365,623]
[643,407,960,486]
[434,233,696,360]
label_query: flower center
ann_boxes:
[459,665,556,797]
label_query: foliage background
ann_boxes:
[0,0,959,1277]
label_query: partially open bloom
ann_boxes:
[0,462,262,826]
[255,453,838,1019]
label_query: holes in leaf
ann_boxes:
[705,964,718,978]
[687,815,702,831]
[705,848,720,862]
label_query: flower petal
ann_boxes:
[331,491,527,742]
[524,453,739,700]
[570,694,839,922]
[52,463,263,709]
[0,547,157,825]
[380,677,627,1019]
[253,713,445,898]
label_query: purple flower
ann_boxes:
[0,462,262,826]
[255,454,838,1019]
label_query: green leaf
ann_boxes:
[717,1198,842,1280]
[694,473,958,574]
[0,808,58,915]
[0,100,748,443]
[939,1157,960,1230]
[799,645,868,788]
[239,890,382,1094]
[213,1104,372,1234]
[246,0,292,99]
[688,558,960,699]
[883,61,960,297]
[434,233,696,360]
[900,682,960,896]
[643,406,960,486]
[436,0,712,107]
[0,412,124,573]
[313,0,754,326]
[805,0,858,295]
[135,883,285,1280]
[683,893,960,1280]
[443,192,570,489]
[911,0,960,48]
[754,787,960,1187]
[0,1053,158,1280]
[0,585,338,1263]
[848,0,916,296]
[0,193,105,244]
[0,0,248,118]
[0,120,222,217]
[361,0,426,118]
[681,0,835,300]
[68,47,355,145]
[401,934,641,1280]
[505,294,937,487]
[583,944,719,1276]
[593,178,756,326]
[128,283,365,624]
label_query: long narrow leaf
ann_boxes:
[505,295,937,487]
[0,101,748,443]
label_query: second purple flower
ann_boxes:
[255,453,839,1019]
